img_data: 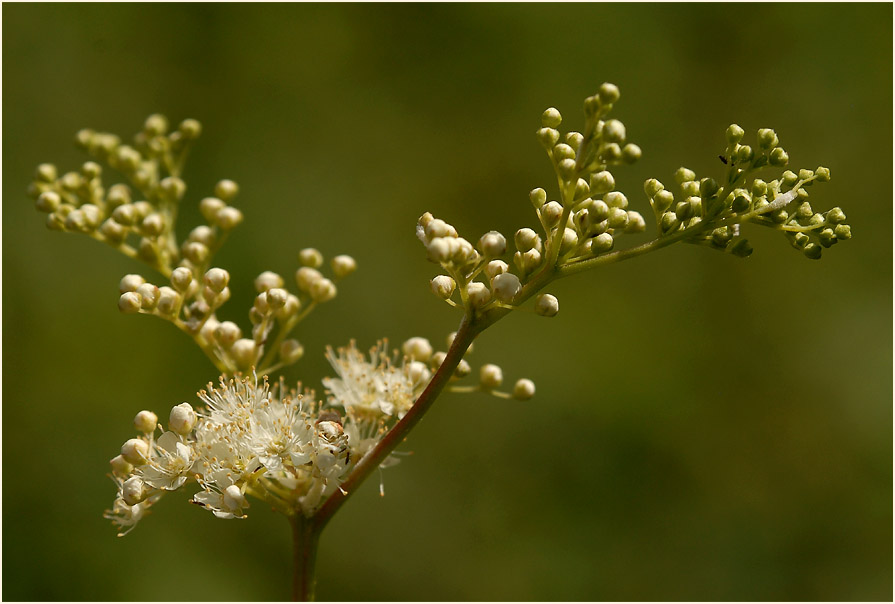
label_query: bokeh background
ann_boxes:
[3,3,892,601]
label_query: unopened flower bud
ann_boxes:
[625,211,646,233]
[491,272,522,303]
[331,255,357,278]
[604,191,628,209]
[214,179,239,201]
[204,268,230,293]
[156,287,181,317]
[295,267,323,292]
[478,231,507,257]
[479,364,503,389]
[541,201,564,228]
[589,171,615,194]
[514,228,541,253]
[644,179,664,198]
[430,275,456,300]
[467,282,491,308]
[815,166,831,182]
[674,167,696,183]
[513,379,536,401]
[122,476,147,506]
[215,321,242,348]
[622,143,642,163]
[403,337,433,362]
[602,119,626,143]
[169,403,197,435]
[529,188,547,208]
[757,128,778,150]
[254,271,283,292]
[216,207,244,230]
[110,455,133,477]
[133,410,158,434]
[299,248,324,268]
[121,438,149,465]
[266,287,288,309]
[454,359,471,378]
[537,127,560,149]
[407,361,431,386]
[484,260,508,280]
[541,107,562,128]
[35,191,61,213]
[598,82,620,105]
[769,147,789,167]
[535,293,559,317]
[183,241,209,264]
[430,351,447,369]
[179,118,202,139]
[199,197,226,223]
[118,291,142,314]
[136,283,160,310]
[310,278,337,303]
[119,274,146,294]
[726,124,745,144]
[275,294,301,320]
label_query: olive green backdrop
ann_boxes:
[3,3,892,601]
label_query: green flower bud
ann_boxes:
[711,226,733,247]
[675,201,693,220]
[602,120,626,143]
[735,145,754,164]
[589,171,615,194]
[769,147,789,167]
[299,247,324,268]
[552,143,575,161]
[607,207,628,229]
[591,232,614,253]
[732,195,750,213]
[660,211,680,234]
[625,211,646,233]
[589,199,610,223]
[575,178,590,199]
[603,191,628,209]
[602,143,622,162]
[537,127,560,149]
[757,128,778,150]
[541,107,562,128]
[834,224,852,240]
[179,118,202,139]
[798,169,815,182]
[803,243,822,260]
[680,181,700,197]
[782,171,799,187]
[160,176,186,201]
[796,202,813,219]
[144,114,168,137]
[826,207,846,224]
[819,228,837,248]
[792,232,809,248]
[726,124,745,144]
[529,188,547,209]
[644,179,664,198]
[598,82,620,105]
[815,166,831,182]
[622,143,642,163]
[674,167,696,184]
[652,190,674,214]
[730,239,753,258]
[35,191,61,213]
[565,132,584,151]
[699,178,719,199]
[214,180,239,201]
[751,179,767,197]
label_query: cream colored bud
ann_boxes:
[204,268,230,293]
[275,294,301,320]
[430,275,456,299]
[118,291,142,314]
[35,191,61,213]
[156,287,181,317]
[491,272,521,303]
[170,267,193,293]
[560,228,579,254]
[215,321,242,348]
[169,403,197,435]
[214,179,239,201]
[183,241,209,264]
[535,294,559,317]
[521,248,542,272]
[159,176,186,201]
[121,438,149,465]
[477,231,507,257]
[133,410,158,434]
[109,455,133,477]
[446,332,474,354]
[216,206,243,230]
[199,197,226,222]
[295,267,323,292]
[254,271,284,292]
[119,274,146,294]
[81,204,102,228]
[122,476,147,506]
[431,351,447,369]
[407,361,431,386]
[480,364,503,389]
[425,218,457,240]
[331,255,357,278]
[280,339,304,364]
[541,107,562,128]
[484,260,509,280]
[135,283,160,310]
[426,237,452,263]
[403,337,433,362]
[179,118,202,139]
[513,379,536,400]
[454,359,472,378]
[541,201,564,228]
[35,163,58,182]
[625,211,646,233]
[514,228,541,252]
[266,287,288,309]
[298,247,324,268]
[310,278,337,303]
[188,225,215,246]
[231,339,257,369]
[467,282,491,308]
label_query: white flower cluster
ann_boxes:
[105,337,435,535]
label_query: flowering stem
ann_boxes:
[312,312,483,530]
[290,514,320,602]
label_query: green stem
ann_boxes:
[291,514,320,602]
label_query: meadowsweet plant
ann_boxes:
[27,83,850,600]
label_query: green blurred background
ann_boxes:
[3,3,892,601]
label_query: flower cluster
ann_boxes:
[105,336,532,534]
[643,125,848,260]
[28,115,358,374]
[418,83,646,319]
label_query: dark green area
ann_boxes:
[3,3,891,601]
